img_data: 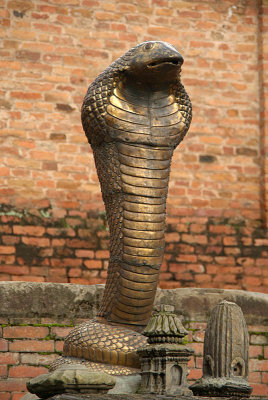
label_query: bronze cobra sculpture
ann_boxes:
[51,41,192,375]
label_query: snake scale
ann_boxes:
[51,41,192,375]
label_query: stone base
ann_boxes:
[27,394,247,400]
[190,377,252,398]
[26,364,115,398]
[109,374,141,394]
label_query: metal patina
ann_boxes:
[51,41,192,375]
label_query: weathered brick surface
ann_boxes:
[0,210,266,293]
[0,0,267,227]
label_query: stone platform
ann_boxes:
[27,395,249,400]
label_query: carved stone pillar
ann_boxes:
[190,300,252,397]
[137,304,194,396]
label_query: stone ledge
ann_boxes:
[0,281,267,324]
[40,395,251,400]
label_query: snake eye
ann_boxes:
[144,42,154,51]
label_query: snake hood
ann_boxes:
[82,41,191,148]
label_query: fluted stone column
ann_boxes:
[191,300,252,397]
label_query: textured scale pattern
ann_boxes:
[53,41,192,375]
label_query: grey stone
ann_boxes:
[154,287,268,325]
[190,301,252,398]
[108,374,141,394]
[21,394,38,400]
[138,306,193,396]
[0,282,267,325]
[27,366,115,398]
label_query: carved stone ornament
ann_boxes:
[137,305,194,396]
[190,300,252,397]
[48,41,192,376]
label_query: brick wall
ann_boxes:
[259,1,268,227]
[0,283,267,399]
[0,207,267,292]
[0,3,267,285]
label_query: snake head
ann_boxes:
[122,41,184,85]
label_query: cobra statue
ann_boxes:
[51,41,192,376]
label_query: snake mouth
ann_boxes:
[147,58,181,68]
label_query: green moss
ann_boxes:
[249,331,268,337]
[182,336,188,345]
[32,323,74,327]
[39,209,51,219]
[60,218,70,228]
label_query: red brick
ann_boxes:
[195,274,212,283]
[248,371,262,383]
[0,378,27,391]
[12,393,25,400]
[75,250,94,258]
[0,352,20,365]
[0,393,10,400]
[68,268,81,277]
[84,260,102,269]
[215,256,235,265]
[9,340,54,353]
[13,225,45,236]
[51,327,72,338]
[181,234,207,245]
[55,341,64,352]
[262,372,268,384]
[0,266,29,275]
[176,254,197,263]
[9,365,48,378]
[249,359,268,372]
[251,383,268,396]
[165,232,180,242]
[188,368,202,380]
[4,326,48,339]
[189,342,203,356]
[0,365,7,377]
[0,339,8,352]
[95,250,109,259]
[249,346,264,358]
[0,246,15,254]
[21,237,50,247]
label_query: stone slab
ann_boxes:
[0,282,267,325]
[35,394,241,400]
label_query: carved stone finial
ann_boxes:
[143,304,188,343]
[191,300,252,397]
[137,304,194,396]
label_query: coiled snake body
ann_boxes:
[51,41,192,375]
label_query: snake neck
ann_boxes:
[88,76,190,331]
[94,137,173,331]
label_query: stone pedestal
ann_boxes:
[138,304,194,396]
[190,301,252,398]
[26,364,115,398]
[138,343,193,396]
